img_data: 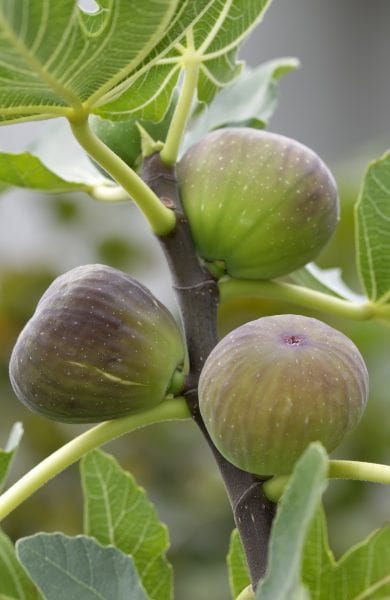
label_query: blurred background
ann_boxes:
[0,1,389,599]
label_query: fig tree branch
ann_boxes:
[142,152,276,588]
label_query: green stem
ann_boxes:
[219,278,382,321]
[329,459,390,483]
[160,35,200,165]
[68,117,175,235]
[89,183,130,203]
[0,398,190,522]
[263,459,390,502]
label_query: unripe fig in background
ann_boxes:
[9,265,185,423]
[177,128,339,280]
[90,96,176,172]
[199,314,368,476]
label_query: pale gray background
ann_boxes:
[242,0,390,168]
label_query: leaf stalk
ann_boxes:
[160,32,201,165]
[0,399,190,522]
[263,459,390,502]
[68,116,176,235]
[219,278,386,321]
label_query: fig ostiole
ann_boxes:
[177,128,339,280]
[9,264,186,423]
[198,314,368,476]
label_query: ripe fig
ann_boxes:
[199,314,368,475]
[177,128,339,280]
[9,265,185,423]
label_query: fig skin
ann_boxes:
[177,128,339,280]
[9,265,185,423]
[199,314,368,476]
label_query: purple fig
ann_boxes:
[9,265,185,423]
[177,128,339,280]
[199,314,368,475]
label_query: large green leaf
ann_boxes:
[0,1,274,127]
[355,150,390,304]
[0,423,23,491]
[227,529,251,599]
[81,449,172,600]
[100,0,273,121]
[17,533,147,600]
[0,0,186,123]
[257,443,328,600]
[96,0,214,120]
[0,529,42,600]
[302,506,390,599]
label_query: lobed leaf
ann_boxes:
[0,529,42,600]
[0,0,182,123]
[302,505,390,599]
[105,0,275,122]
[81,449,172,600]
[92,0,216,120]
[355,150,390,304]
[16,532,147,600]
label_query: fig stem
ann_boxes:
[263,459,390,502]
[68,116,176,235]
[160,31,200,166]
[0,398,190,522]
[219,278,383,321]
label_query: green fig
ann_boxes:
[199,314,368,475]
[90,95,176,172]
[177,128,339,280]
[9,264,185,423]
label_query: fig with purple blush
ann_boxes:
[9,264,186,423]
[199,314,368,475]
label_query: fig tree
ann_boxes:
[199,314,368,475]
[9,264,186,423]
[177,128,339,280]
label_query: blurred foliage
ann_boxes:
[50,197,81,224]
[0,180,388,600]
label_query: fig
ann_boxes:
[177,128,339,280]
[199,314,368,475]
[90,96,176,172]
[9,265,185,423]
